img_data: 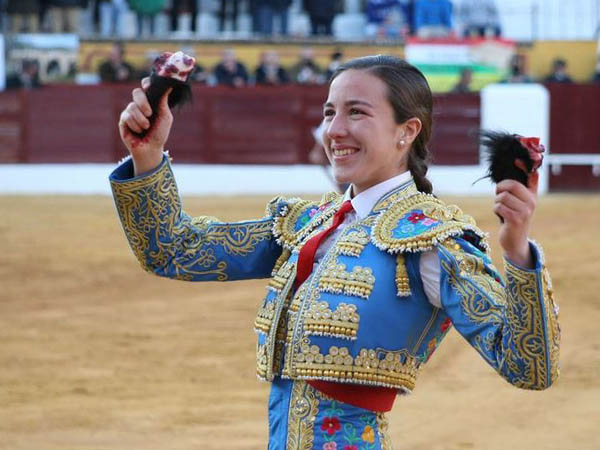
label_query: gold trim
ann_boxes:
[292,344,418,391]
[371,192,488,254]
[286,381,320,450]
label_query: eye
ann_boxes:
[323,109,334,118]
[349,108,363,116]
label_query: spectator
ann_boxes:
[451,68,473,93]
[255,50,289,85]
[303,0,336,36]
[255,0,292,35]
[170,0,198,33]
[289,47,324,84]
[46,0,88,33]
[413,0,452,39]
[127,0,166,37]
[502,54,534,83]
[459,0,501,39]
[593,57,600,83]
[399,0,415,35]
[324,49,344,81]
[218,0,241,32]
[6,0,41,33]
[98,41,135,83]
[213,48,249,87]
[544,58,573,83]
[97,0,129,37]
[365,0,407,39]
[6,59,43,90]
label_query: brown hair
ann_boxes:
[329,55,433,194]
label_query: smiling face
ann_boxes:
[322,69,409,195]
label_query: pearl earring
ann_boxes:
[400,140,406,145]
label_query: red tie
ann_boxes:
[296,200,353,288]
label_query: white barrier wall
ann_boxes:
[0,84,550,196]
[481,83,550,195]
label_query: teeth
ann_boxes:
[333,148,358,156]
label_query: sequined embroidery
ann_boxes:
[371,193,489,254]
[335,227,370,257]
[304,301,360,340]
[268,259,296,292]
[292,340,419,391]
[273,193,343,250]
[318,263,375,300]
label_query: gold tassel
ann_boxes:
[396,254,411,297]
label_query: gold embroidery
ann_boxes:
[254,300,276,334]
[505,259,560,389]
[268,259,296,292]
[304,301,360,340]
[335,228,370,257]
[272,248,292,275]
[395,254,411,297]
[318,263,375,300]
[112,161,275,282]
[371,181,420,212]
[292,341,419,391]
[376,413,393,450]
[441,238,559,389]
[371,192,489,254]
[203,221,273,256]
[286,380,320,450]
[256,343,268,379]
[272,194,343,250]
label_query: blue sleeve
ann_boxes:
[437,237,560,390]
[109,155,284,282]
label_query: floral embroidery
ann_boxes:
[321,417,341,436]
[394,210,440,238]
[440,317,452,333]
[323,443,337,450]
[421,317,454,363]
[361,425,375,443]
[407,212,426,224]
[344,446,358,450]
[296,206,320,229]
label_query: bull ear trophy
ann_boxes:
[479,131,545,186]
[134,51,195,139]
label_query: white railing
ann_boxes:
[547,154,600,176]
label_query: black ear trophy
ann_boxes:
[479,131,542,186]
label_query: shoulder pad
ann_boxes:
[370,193,489,253]
[272,192,342,249]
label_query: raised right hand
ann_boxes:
[118,77,173,176]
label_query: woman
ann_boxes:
[111,55,559,449]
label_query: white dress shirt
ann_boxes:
[313,172,442,308]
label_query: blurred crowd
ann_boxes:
[1,0,505,41]
[7,43,600,91]
[95,43,341,86]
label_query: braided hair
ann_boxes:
[329,55,433,194]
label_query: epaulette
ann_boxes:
[271,192,342,250]
[370,192,489,254]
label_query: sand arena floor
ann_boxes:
[1,194,599,450]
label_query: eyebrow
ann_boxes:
[323,99,374,108]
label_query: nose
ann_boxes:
[326,113,348,141]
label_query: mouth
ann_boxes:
[331,147,360,157]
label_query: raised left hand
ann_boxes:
[494,171,539,268]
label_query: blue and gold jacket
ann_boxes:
[110,156,560,394]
